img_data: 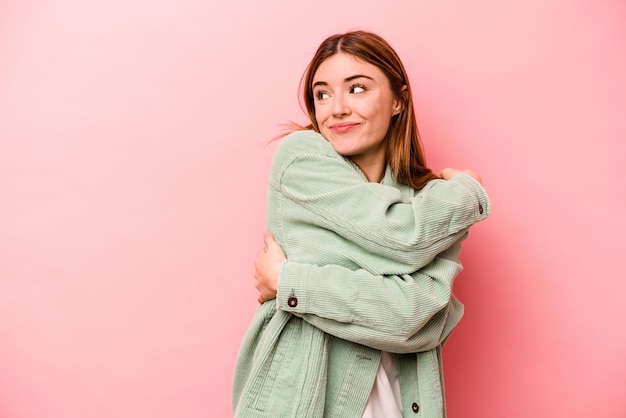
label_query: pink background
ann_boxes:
[1,0,625,417]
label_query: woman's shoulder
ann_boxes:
[275,130,336,158]
[269,129,356,186]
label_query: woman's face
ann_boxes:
[312,52,402,172]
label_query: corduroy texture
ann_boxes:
[233,130,490,418]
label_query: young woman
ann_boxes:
[233,31,490,418]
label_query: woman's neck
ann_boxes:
[351,157,386,183]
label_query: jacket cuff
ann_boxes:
[451,173,491,219]
[276,261,310,314]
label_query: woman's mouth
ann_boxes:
[330,123,359,133]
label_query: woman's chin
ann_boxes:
[331,146,356,157]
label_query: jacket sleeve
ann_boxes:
[275,236,467,354]
[271,131,490,270]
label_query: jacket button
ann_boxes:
[287,297,298,308]
[478,203,484,214]
[412,402,419,413]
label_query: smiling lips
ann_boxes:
[329,122,360,133]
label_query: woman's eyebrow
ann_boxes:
[313,74,375,88]
[345,74,374,83]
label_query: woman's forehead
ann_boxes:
[313,53,384,84]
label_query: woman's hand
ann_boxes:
[255,232,287,304]
[437,167,483,185]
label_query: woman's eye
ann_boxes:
[316,91,330,100]
[350,85,365,94]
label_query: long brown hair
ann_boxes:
[294,30,438,189]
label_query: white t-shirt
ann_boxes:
[362,352,403,418]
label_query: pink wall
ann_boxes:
[1,0,625,417]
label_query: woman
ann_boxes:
[233,31,490,418]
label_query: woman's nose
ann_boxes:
[331,95,351,117]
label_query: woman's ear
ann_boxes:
[392,85,408,116]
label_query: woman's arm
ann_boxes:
[256,233,466,354]
[270,130,489,271]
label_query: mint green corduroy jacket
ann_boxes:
[233,130,490,418]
